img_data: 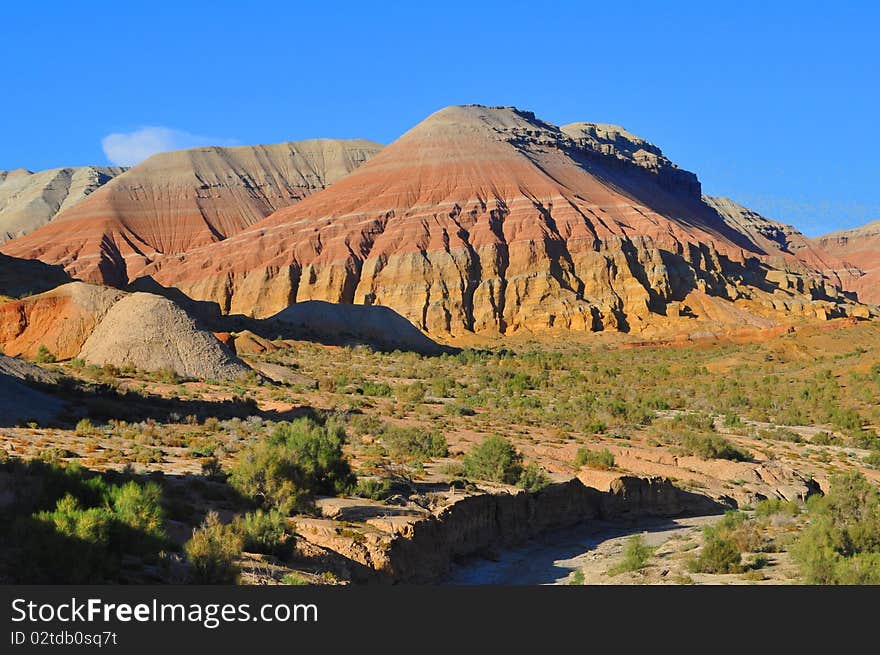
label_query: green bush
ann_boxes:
[3,461,169,583]
[229,418,355,513]
[680,433,751,461]
[354,477,394,500]
[689,535,743,574]
[360,381,392,397]
[573,447,615,470]
[34,344,56,364]
[754,498,800,518]
[382,426,448,463]
[608,535,656,576]
[462,435,523,484]
[234,509,289,556]
[517,463,551,492]
[75,418,96,437]
[185,512,243,584]
[791,472,880,584]
[395,382,426,404]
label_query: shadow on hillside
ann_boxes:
[561,143,766,255]
[8,376,326,428]
[132,276,455,356]
[0,253,71,298]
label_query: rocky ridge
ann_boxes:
[0,166,124,243]
[2,139,383,285]
[812,220,880,304]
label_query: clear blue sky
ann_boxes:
[2,1,877,236]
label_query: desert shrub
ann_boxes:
[791,472,880,584]
[234,509,290,556]
[381,426,448,463]
[444,403,476,417]
[228,418,355,513]
[282,572,310,585]
[360,381,392,397]
[680,433,750,461]
[573,447,615,470]
[608,535,655,576]
[754,498,800,518]
[34,344,56,364]
[107,481,165,542]
[185,512,243,584]
[462,435,523,484]
[74,418,96,437]
[812,431,843,446]
[155,367,180,384]
[395,382,426,404]
[517,462,551,492]
[3,461,168,583]
[689,535,743,574]
[568,569,585,585]
[687,512,753,574]
[354,477,394,500]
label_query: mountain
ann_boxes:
[813,220,880,304]
[139,105,863,337]
[1,139,383,285]
[0,166,124,242]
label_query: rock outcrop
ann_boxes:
[705,196,863,295]
[2,139,382,285]
[136,105,863,338]
[812,220,880,304]
[0,166,124,242]
[296,476,730,583]
[78,292,251,380]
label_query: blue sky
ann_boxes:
[1,1,877,236]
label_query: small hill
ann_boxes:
[0,282,124,360]
[0,166,124,242]
[78,293,251,380]
[267,301,446,353]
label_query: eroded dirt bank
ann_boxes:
[295,476,731,583]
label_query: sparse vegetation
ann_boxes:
[34,344,56,364]
[792,472,880,584]
[229,418,355,513]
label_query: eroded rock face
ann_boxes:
[0,282,124,360]
[1,139,382,285]
[812,220,880,304]
[295,476,730,583]
[139,105,863,338]
[704,196,863,295]
[0,166,124,243]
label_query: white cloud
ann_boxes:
[101,126,236,166]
